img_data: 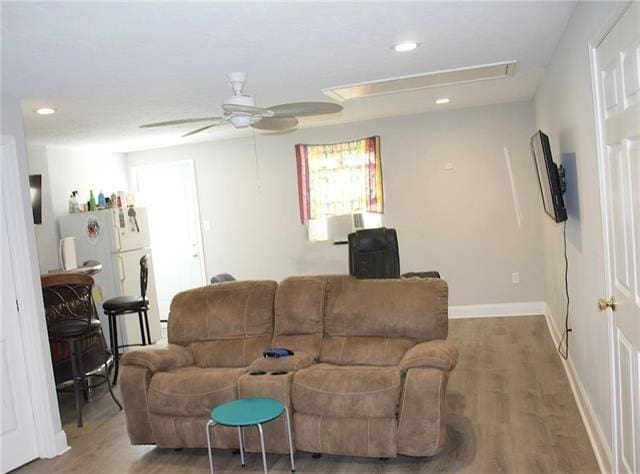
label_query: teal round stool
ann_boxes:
[205,397,295,474]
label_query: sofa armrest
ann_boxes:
[248,351,315,372]
[399,340,458,373]
[120,344,194,373]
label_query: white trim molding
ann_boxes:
[449,301,546,319]
[543,303,613,474]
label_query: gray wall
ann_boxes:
[128,100,545,306]
[26,145,129,273]
[27,143,59,272]
[533,0,620,451]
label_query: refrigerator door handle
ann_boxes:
[59,238,65,269]
[117,255,125,282]
[114,225,122,251]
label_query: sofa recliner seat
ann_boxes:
[119,275,458,458]
[148,366,246,417]
[291,364,401,418]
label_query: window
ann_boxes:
[295,136,384,224]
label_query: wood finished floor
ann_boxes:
[17,316,599,473]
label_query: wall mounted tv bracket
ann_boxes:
[558,165,567,194]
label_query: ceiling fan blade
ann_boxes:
[222,103,268,115]
[251,117,299,131]
[140,117,225,128]
[181,121,228,138]
[266,102,343,118]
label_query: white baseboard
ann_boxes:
[449,301,546,318]
[543,303,613,474]
[52,430,70,457]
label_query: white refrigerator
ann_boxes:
[58,207,162,346]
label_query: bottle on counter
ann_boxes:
[110,192,117,208]
[98,190,106,208]
[68,193,76,214]
[68,191,80,213]
[89,190,97,211]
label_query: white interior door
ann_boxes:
[1,154,39,472]
[132,161,206,320]
[593,4,640,473]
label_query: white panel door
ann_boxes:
[132,161,206,320]
[594,4,640,473]
[0,154,39,471]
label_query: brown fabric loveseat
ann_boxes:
[119,275,458,458]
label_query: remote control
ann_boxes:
[263,348,294,358]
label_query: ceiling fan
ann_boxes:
[140,72,343,137]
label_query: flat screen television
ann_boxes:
[530,130,567,223]
[29,174,42,225]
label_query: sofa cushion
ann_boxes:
[271,334,322,359]
[320,336,414,366]
[292,364,401,418]
[190,335,272,368]
[168,280,276,345]
[274,277,325,336]
[148,366,245,417]
[324,276,448,341]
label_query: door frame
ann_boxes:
[588,2,633,472]
[130,159,208,288]
[1,135,69,459]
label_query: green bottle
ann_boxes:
[89,189,97,211]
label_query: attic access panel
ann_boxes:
[323,61,517,101]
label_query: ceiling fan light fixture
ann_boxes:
[230,115,252,128]
[392,41,420,52]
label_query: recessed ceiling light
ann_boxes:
[435,98,451,105]
[35,107,56,115]
[392,41,420,53]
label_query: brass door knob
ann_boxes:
[598,296,617,311]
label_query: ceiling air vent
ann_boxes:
[323,60,517,101]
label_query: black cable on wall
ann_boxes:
[558,220,571,359]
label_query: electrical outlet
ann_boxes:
[512,272,520,284]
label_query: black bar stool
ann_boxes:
[42,273,122,427]
[103,254,152,385]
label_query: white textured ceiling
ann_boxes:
[1,1,575,152]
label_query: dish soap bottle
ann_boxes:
[89,190,97,211]
[98,190,106,208]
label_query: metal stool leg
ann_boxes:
[284,406,295,472]
[257,423,268,474]
[206,419,216,474]
[137,311,146,346]
[112,313,120,385]
[68,338,83,427]
[237,426,245,467]
[76,339,90,402]
[99,328,122,410]
[107,312,115,369]
[143,309,152,345]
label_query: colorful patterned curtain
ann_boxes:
[295,136,383,224]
